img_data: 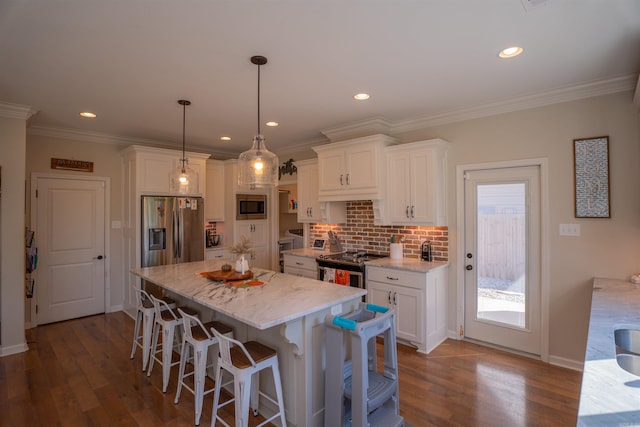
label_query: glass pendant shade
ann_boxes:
[169,99,198,194]
[170,159,198,194]
[238,134,279,187]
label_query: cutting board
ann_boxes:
[205,269,253,282]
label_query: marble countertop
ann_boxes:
[130,260,365,330]
[578,278,640,426]
[365,257,449,273]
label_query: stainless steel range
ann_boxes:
[316,251,386,288]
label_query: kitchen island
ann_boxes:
[578,278,640,426]
[131,259,366,427]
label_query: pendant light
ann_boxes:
[169,99,197,194]
[238,55,279,187]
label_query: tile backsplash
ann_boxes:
[309,201,448,261]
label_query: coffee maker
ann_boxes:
[421,241,432,261]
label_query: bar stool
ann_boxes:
[210,327,287,427]
[147,295,198,392]
[130,287,175,371]
[175,308,234,426]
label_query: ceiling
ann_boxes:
[1,0,639,159]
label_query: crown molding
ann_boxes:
[274,135,328,158]
[0,101,37,120]
[393,74,637,133]
[27,125,165,146]
[321,117,393,142]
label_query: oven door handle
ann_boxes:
[317,265,363,276]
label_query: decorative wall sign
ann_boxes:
[51,158,94,172]
[574,136,610,218]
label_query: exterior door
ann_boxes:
[464,166,541,355]
[35,176,107,324]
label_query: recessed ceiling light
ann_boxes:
[79,111,97,118]
[353,93,370,100]
[265,121,279,127]
[220,136,231,141]
[499,46,523,59]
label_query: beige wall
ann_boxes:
[26,136,128,315]
[0,115,28,354]
[397,91,640,364]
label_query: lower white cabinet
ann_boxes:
[366,265,448,354]
[283,254,318,279]
[234,221,268,269]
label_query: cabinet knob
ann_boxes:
[466,265,473,271]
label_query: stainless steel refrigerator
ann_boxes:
[141,196,204,268]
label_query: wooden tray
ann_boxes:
[205,269,253,282]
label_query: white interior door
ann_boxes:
[464,166,541,355]
[36,177,106,324]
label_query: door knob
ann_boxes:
[465,265,473,271]
[94,255,104,260]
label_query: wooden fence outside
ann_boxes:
[477,213,525,281]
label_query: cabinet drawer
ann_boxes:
[366,266,424,289]
[283,255,317,271]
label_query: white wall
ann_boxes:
[0,114,28,355]
[397,91,640,364]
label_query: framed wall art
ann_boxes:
[574,136,610,218]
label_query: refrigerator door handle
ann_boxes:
[172,210,179,260]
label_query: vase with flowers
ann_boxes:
[228,235,255,274]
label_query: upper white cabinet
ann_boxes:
[205,159,225,221]
[121,145,209,196]
[312,134,396,202]
[296,159,346,224]
[375,139,448,226]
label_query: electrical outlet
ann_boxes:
[559,223,580,236]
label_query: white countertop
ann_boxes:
[578,278,640,426]
[365,257,449,273]
[130,260,366,330]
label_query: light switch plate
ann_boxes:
[559,223,580,236]
[111,220,122,229]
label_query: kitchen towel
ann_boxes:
[323,267,336,282]
[334,269,350,285]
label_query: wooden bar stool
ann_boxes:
[175,308,234,426]
[147,295,198,392]
[130,287,175,371]
[210,327,286,427]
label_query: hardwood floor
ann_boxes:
[0,312,581,426]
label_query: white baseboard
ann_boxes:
[109,304,123,313]
[0,342,29,357]
[548,354,583,372]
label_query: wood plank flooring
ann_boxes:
[0,312,581,426]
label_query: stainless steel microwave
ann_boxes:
[236,194,267,220]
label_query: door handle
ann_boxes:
[388,291,392,305]
[406,206,410,218]
[393,291,397,305]
[466,265,473,271]
[411,205,415,218]
[94,255,104,260]
[346,173,350,185]
[340,174,344,186]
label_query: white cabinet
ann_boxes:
[283,254,318,279]
[121,145,208,196]
[296,159,346,224]
[205,160,225,221]
[376,139,448,226]
[312,134,396,202]
[205,248,232,262]
[234,221,269,269]
[366,265,448,354]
